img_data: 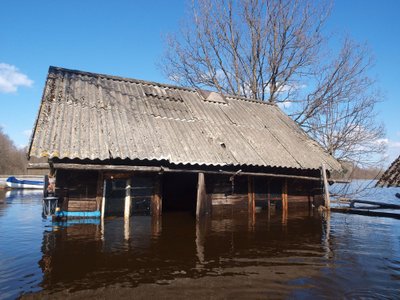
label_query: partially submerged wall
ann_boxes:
[54,169,323,218]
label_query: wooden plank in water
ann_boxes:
[349,200,400,209]
[332,207,400,220]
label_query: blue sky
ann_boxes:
[0,0,399,164]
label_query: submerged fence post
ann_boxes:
[247,176,255,215]
[124,179,131,219]
[196,172,207,220]
[151,176,162,216]
[321,164,331,210]
[282,178,288,222]
[101,179,106,220]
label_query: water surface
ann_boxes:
[0,185,400,299]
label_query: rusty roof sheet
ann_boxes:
[377,155,400,187]
[28,66,342,171]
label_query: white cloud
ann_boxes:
[277,100,292,110]
[374,138,389,145]
[0,63,33,93]
[270,82,306,93]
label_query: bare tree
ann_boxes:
[162,0,385,167]
[294,38,386,167]
[0,127,27,174]
[164,0,328,102]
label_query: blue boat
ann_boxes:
[6,176,44,189]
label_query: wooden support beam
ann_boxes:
[267,179,271,213]
[96,172,104,211]
[54,163,162,172]
[196,172,207,220]
[321,164,330,210]
[247,176,255,229]
[247,176,255,215]
[53,163,321,182]
[101,179,106,220]
[27,162,49,169]
[124,179,131,219]
[151,176,162,216]
[124,217,130,241]
[282,178,288,220]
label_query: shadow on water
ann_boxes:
[0,189,400,299]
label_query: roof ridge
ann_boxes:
[48,66,276,106]
[48,66,197,93]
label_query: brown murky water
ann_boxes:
[0,189,399,299]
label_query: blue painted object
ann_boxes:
[55,210,101,218]
[6,176,44,189]
[53,218,101,226]
[6,176,43,185]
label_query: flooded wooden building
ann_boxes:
[28,67,341,219]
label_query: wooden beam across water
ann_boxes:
[349,200,400,210]
[53,163,322,181]
[331,207,400,220]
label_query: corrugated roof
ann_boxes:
[377,155,400,187]
[28,66,342,171]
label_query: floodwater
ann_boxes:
[0,184,400,299]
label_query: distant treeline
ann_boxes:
[348,166,384,180]
[0,127,27,174]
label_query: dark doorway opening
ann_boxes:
[162,173,198,212]
[104,179,127,217]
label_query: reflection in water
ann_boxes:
[0,191,400,299]
[36,210,328,297]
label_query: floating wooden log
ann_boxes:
[349,199,400,209]
[331,207,400,220]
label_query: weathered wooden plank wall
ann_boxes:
[55,169,323,215]
[56,170,99,212]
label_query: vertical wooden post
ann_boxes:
[195,219,205,265]
[124,178,131,219]
[322,209,331,259]
[124,215,130,241]
[267,179,271,213]
[321,164,330,210]
[151,213,162,237]
[196,172,207,220]
[247,176,255,229]
[101,179,106,220]
[96,172,104,211]
[151,176,162,216]
[247,176,255,215]
[282,178,288,222]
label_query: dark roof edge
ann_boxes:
[27,70,53,160]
